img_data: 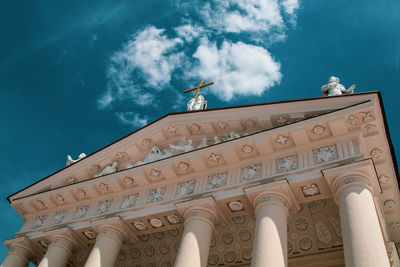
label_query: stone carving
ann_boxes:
[74,205,88,219]
[97,200,112,215]
[208,253,219,266]
[118,249,127,261]
[143,146,163,164]
[276,115,288,125]
[301,184,320,197]
[187,95,207,111]
[241,247,252,261]
[321,76,355,96]
[169,137,194,153]
[66,153,86,166]
[168,229,179,237]
[95,162,118,177]
[295,218,309,231]
[384,200,395,208]
[221,232,234,245]
[361,111,374,121]
[347,115,358,125]
[246,119,256,128]
[116,152,126,159]
[210,236,217,247]
[142,139,152,146]
[390,222,400,229]
[275,134,289,145]
[53,211,66,224]
[56,194,65,203]
[214,136,222,144]
[328,216,342,237]
[124,177,134,185]
[364,124,376,132]
[36,200,45,208]
[242,164,261,181]
[176,179,196,197]
[66,177,77,184]
[370,148,383,158]
[138,234,149,241]
[197,137,208,149]
[120,194,138,209]
[149,218,163,228]
[134,221,147,231]
[130,247,141,259]
[313,126,325,135]
[208,153,222,163]
[166,214,181,224]
[298,236,313,251]
[144,246,155,257]
[167,125,177,134]
[315,222,332,245]
[309,200,325,215]
[277,155,297,172]
[232,215,246,225]
[216,121,227,129]
[33,215,47,228]
[228,201,244,211]
[153,231,164,239]
[84,230,96,239]
[77,189,86,198]
[227,131,240,140]
[149,169,161,179]
[191,123,201,131]
[379,174,390,184]
[241,145,253,154]
[178,162,189,171]
[99,182,109,192]
[238,229,252,242]
[159,243,170,254]
[224,250,237,263]
[314,145,338,163]
[207,172,228,189]
[147,187,166,203]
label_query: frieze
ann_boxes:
[313,145,338,164]
[73,205,88,219]
[242,163,261,181]
[277,155,297,173]
[176,179,196,197]
[120,193,138,209]
[97,200,112,215]
[207,172,228,190]
[147,187,166,203]
[53,210,66,224]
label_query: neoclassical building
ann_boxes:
[1,91,400,267]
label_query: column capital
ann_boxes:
[90,217,128,245]
[4,237,36,264]
[175,196,218,228]
[244,180,299,215]
[43,227,84,254]
[322,159,381,202]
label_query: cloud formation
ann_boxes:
[116,112,149,128]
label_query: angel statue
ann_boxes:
[187,95,207,111]
[321,76,355,96]
[66,153,86,166]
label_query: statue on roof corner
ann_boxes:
[184,78,214,111]
[321,76,356,96]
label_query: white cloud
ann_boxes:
[281,0,300,15]
[174,24,204,42]
[116,112,149,128]
[191,38,281,100]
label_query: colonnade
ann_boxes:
[1,170,391,267]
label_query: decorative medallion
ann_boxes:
[315,222,332,245]
[241,247,252,261]
[314,145,338,163]
[134,221,147,231]
[142,139,152,146]
[149,169,161,179]
[53,210,66,224]
[224,250,237,263]
[328,216,342,237]
[275,134,289,145]
[33,215,47,228]
[166,214,181,224]
[295,217,309,232]
[228,201,244,212]
[56,194,65,203]
[120,194,138,209]
[149,218,163,228]
[216,121,227,129]
[232,215,246,225]
[66,177,77,184]
[221,232,234,245]
[242,164,261,181]
[370,148,383,158]
[124,177,134,185]
[36,200,45,208]
[167,229,179,237]
[301,184,320,197]
[313,125,325,135]
[207,172,228,189]
[298,237,313,251]
[144,246,155,257]
[130,248,140,259]
[73,205,88,219]
[347,115,358,125]
[138,234,149,242]
[99,182,109,192]
[167,125,177,134]
[77,189,86,198]
[245,119,256,128]
[277,155,297,172]
[361,111,374,121]
[116,152,126,160]
[210,236,217,247]
[364,124,376,132]
[91,165,100,172]
[390,222,400,229]
[84,230,96,239]
[118,249,127,261]
[191,123,201,131]
[39,240,50,248]
[309,200,325,214]
[276,116,288,125]
[176,179,196,197]
[241,144,253,154]
[97,200,112,215]
[208,253,219,266]
[159,243,170,254]
[238,229,252,242]
[208,153,222,163]
[147,187,166,203]
[384,199,395,208]
[178,162,189,171]
[379,175,390,184]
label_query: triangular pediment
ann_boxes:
[8,92,380,203]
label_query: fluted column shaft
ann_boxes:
[84,225,126,267]
[174,209,216,267]
[1,244,32,267]
[38,236,75,267]
[251,194,288,267]
[334,176,390,267]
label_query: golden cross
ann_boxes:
[184,78,214,99]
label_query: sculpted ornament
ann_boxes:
[148,187,166,203]
[197,137,208,149]
[347,115,358,126]
[321,76,355,96]
[314,145,338,163]
[246,119,256,128]
[66,153,86,166]
[313,126,324,135]
[241,145,253,154]
[208,152,222,163]
[95,162,118,177]
[169,137,194,153]
[56,194,65,203]
[134,221,147,231]
[66,177,77,184]
[97,200,112,215]
[74,205,88,219]
[370,148,383,158]
[384,200,395,208]
[379,174,390,184]
[124,177,134,185]
[176,179,196,197]
[207,172,228,189]
[53,211,66,224]
[166,214,181,224]
[275,134,289,145]
[227,131,240,140]
[120,194,138,209]
[167,125,177,134]
[33,215,47,228]
[315,222,332,245]
[301,184,320,197]
[228,201,244,211]
[99,182,109,192]
[361,111,374,121]
[242,164,261,181]
[277,155,297,172]
[328,216,342,237]
[298,237,313,251]
[187,95,207,111]
[149,218,163,228]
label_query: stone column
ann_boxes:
[330,174,390,267]
[1,243,33,267]
[174,208,216,267]
[244,181,295,267]
[38,236,75,267]
[84,225,126,267]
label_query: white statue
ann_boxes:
[66,153,86,166]
[214,136,222,144]
[144,146,163,162]
[227,131,240,140]
[321,76,355,96]
[197,137,208,149]
[187,95,207,111]
[95,162,118,177]
[169,137,194,152]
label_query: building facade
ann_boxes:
[2,92,400,267]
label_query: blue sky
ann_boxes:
[0,0,399,262]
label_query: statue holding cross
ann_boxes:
[184,78,214,111]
